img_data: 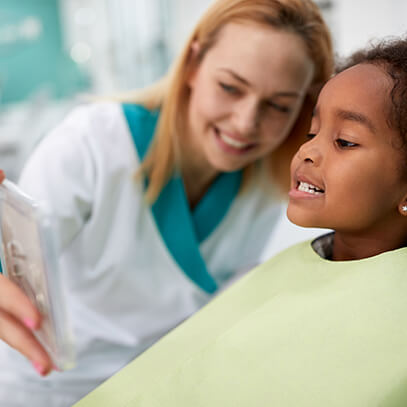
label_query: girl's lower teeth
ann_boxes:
[304,188,322,195]
[297,181,324,195]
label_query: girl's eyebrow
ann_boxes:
[335,108,377,134]
[218,68,301,98]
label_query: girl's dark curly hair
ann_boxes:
[337,37,407,153]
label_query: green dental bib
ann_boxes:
[75,239,407,407]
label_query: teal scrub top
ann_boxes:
[122,104,242,294]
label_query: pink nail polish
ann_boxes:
[33,362,46,376]
[23,318,36,330]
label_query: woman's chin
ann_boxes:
[207,155,248,173]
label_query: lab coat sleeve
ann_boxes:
[18,105,97,251]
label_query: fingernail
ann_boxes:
[23,318,36,330]
[33,361,46,376]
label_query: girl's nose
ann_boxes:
[297,137,322,165]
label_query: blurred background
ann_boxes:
[0,0,406,257]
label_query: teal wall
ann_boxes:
[0,0,89,104]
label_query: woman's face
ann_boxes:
[288,64,407,234]
[185,22,314,174]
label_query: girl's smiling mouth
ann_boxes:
[297,180,324,195]
[289,175,325,199]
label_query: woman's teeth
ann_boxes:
[219,132,252,149]
[297,181,324,195]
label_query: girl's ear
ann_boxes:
[398,195,407,216]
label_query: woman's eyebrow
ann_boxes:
[218,68,301,98]
[336,108,377,134]
[218,68,250,85]
[273,91,302,98]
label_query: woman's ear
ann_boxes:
[186,41,202,88]
[190,40,200,59]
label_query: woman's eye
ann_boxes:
[336,138,358,148]
[307,133,317,139]
[219,82,239,95]
[267,101,292,113]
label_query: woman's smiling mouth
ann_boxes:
[213,126,256,154]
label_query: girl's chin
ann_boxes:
[287,208,320,228]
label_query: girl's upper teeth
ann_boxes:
[298,181,324,194]
[219,133,251,149]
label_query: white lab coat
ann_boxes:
[0,102,282,406]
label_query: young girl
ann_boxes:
[75,37,407,406]
[0,1,333,406]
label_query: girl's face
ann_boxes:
[185,22,314,174]
[288,64,407,234]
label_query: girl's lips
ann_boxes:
[288,186,324,199]
[289,174,325,199]
[296,175,324,191]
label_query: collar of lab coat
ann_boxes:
[122,104,242,294]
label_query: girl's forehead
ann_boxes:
[315,63,402,145]
[317,64,391,118]
[326,64,390,99]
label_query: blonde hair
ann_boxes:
[127,0,334,202]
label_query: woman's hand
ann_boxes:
[0,274,54,375]
[0,171,53,375]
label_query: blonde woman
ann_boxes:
[0,0,333,405]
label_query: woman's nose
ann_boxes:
[233,100,260,135]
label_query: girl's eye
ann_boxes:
[219,82,240,95]
[267,101,292,113]
[336,138,358,148]
[307,133,317,139]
